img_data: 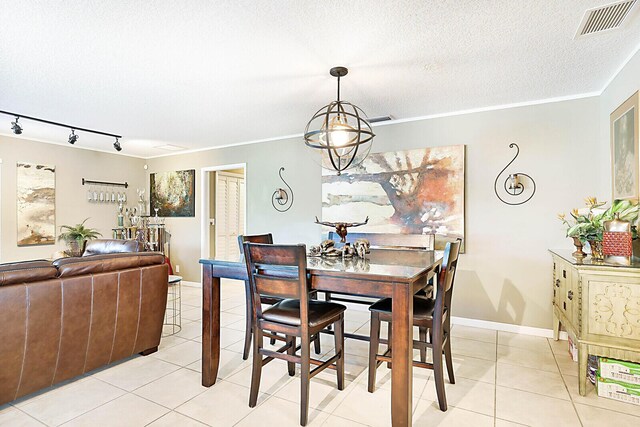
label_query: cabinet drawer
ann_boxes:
[554,259,574,317]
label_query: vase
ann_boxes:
[571,237,586,258]
[588,239,604,261]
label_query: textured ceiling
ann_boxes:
[0,0,639,158]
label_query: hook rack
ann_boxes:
[82,178,128,188]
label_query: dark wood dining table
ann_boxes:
[200,248,442,427]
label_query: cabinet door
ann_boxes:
[584,274,640,342]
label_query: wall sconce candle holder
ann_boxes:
[494,143,536,205]
[272,167,294,212]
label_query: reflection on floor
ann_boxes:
[2,280,640,426]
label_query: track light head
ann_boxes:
[114,137,122,152]
[11,117,22,134]
[68,129,79,145]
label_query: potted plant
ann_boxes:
[559,198,639,260]
[58,218,102,257]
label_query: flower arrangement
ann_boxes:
[558,198,639,258]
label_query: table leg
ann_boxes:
[391,283,413,426]
[202,265,221,387]
[578,342,587,396]
[552,310,560,341]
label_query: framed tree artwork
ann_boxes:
[611,91,639,201]
[321,145,465,251]
[150,169,196,217]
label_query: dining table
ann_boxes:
[200,248,442,427]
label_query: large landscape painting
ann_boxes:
[321,145,465,250]
[17,162,56,246]
[150,169,196,217]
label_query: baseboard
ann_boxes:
[451,316,568,340]
[183,280,567,340]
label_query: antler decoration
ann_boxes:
[314,216,369,242]
[494,143,536,205]
[272,167,294,212]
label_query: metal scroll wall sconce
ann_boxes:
[272,167,294,212]
[494,143,536,205]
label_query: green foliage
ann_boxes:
[58,218,102,243]
[559,198,639,243]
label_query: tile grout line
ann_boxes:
[549,338,584,427]
[11,406,48,427]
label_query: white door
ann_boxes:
[215,172,245,261]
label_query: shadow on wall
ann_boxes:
[453,270,526,326]
[496,279,525,326]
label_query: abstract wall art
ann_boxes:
[17,162,56,246]
[150,169,196,217]
[321,145,465,250]
[611,91,639,201]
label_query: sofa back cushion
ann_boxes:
[83,239,142,256]
[54,252,165,278]
[0,260,58,286]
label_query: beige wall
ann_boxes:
[148,95,604,329]
[0,136,146,262]
[598,49,640,200]
[3,49,637,330]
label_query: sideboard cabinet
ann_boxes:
[550,250,640,395]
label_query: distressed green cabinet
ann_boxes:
[550,250,640,395]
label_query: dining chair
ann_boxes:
[367,238,461,412]
[238,234,322,360]
[243,242,346,426]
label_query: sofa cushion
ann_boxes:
[54,252,165,278]
[0,260,58,286]
[83,239,142,256]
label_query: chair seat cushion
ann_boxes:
[262,299,346,328]
[259,290,318,306]
[369,296,436,319]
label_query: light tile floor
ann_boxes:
[2,280,640,426]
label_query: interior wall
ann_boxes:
[598,48,640,200]
[148,95,604,329]
[0,136,146,262]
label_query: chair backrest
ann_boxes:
[434,238,462,324]
[238,233,273,256]
[243,243,309,326]
[327,232,434,250]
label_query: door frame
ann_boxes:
[200,163,247,261]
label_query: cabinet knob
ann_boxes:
[555,279,561,287]
[567,290,573,300]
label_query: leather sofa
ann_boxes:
[0,241,168,405]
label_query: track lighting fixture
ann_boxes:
[11,117,23,134]
[68,129,79,144]
[0,109,123,151]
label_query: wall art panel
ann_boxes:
[150,169,196,217]
[321,145,465,250]
[17,162,56,246]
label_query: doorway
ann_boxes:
[200,164,246,262]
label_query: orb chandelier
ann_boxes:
[304,66,375,175]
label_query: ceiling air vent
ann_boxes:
[368,115,394,123]
[575,0,638,38]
